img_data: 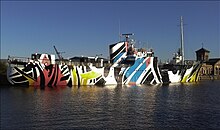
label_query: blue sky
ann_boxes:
[1,1,220,61]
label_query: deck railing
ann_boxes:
[8,56,31,65]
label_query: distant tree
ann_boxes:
[0,61,7,75]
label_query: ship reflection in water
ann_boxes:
[1,81,220,129]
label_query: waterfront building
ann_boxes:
[196,47,210,61]
[196,47,220,79]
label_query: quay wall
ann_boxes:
[199,75,220,81]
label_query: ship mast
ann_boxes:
[180,16,185,65]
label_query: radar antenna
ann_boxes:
[121,33,134,42]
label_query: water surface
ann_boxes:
[1,81,220,129]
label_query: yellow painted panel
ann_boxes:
[181,74,189,83]
[72,67,78,85]
[80,71,101,85]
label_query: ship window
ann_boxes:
[31,54,36,60]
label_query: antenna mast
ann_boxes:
[119,19,121,41]
[180,16,185,65]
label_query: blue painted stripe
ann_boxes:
[130,60,147,82]
[113,52,125,64]
[124,58,145,80]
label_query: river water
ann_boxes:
[1,81,220,129]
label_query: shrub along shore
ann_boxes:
[0,61,10,86]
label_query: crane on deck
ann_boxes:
[53,45,65,60]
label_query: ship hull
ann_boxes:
[7,57,163,87]
[162,62,202,83]
[7,62,103,87]
[121,57,162,85]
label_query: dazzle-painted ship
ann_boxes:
[7,15,203,87]
[7,34,163,87]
